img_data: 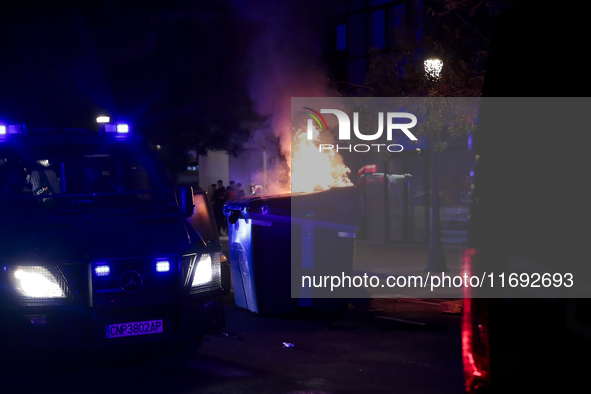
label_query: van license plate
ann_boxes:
[105,320,163,338]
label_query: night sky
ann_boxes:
[0,1,255,157]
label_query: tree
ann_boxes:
[359,0,513,270]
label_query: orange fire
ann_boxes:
[290,125,352,193]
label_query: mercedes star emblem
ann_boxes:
[119,270,143,294]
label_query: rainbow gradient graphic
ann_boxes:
[302,107,328,132]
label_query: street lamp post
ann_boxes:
[423,57,449,272]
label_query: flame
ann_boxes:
[290,125,352,193]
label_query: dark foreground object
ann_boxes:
[463,1,591,392]
[0,295,463,394]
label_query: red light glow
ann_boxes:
[461,248,490,392]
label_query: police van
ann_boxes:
[0,119,229,354]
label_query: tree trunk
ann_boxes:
[426,139,448,272]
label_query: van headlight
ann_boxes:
[192,254,213,287]
[11,266,66,298]
[189,253,221,294]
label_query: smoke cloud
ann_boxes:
[234,0,347,192]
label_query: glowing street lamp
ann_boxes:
[424,58,443,81]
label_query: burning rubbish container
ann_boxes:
[223,186,363,314]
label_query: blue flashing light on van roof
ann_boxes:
[98,121,133,135]
[0,124,26,136]
[1,120,136,138]
[116,124,129,133]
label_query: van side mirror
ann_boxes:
[191,191,219,243]
[177,184,194,217]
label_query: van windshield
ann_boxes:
[0,142,176,213]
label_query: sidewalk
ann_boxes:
[352,240,465,299]
[353,240,463,274]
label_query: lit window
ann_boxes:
[337,25,347,50]
[373,10,385,49]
